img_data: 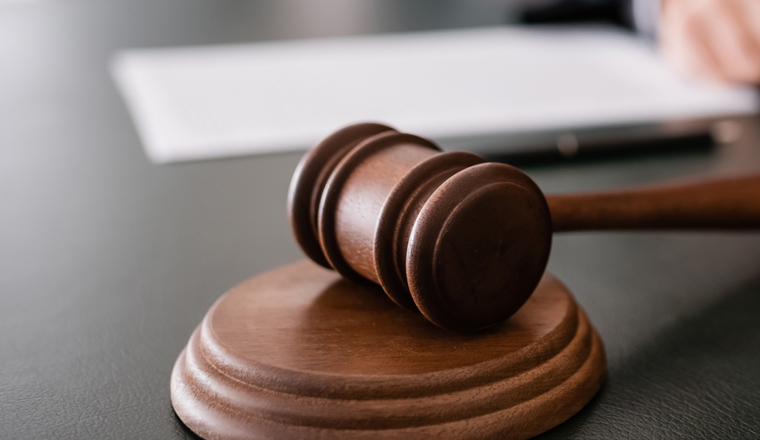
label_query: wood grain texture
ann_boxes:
[288,123,552,332]
[407,162,552,333]
[289,123,760,332]
[547,174,760,231]
[320,131,440,284]
[288,123,394,269]
[375,150,485,311]
[171,260,606,440]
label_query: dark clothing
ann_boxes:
[519,0,635,29]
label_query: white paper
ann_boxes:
[111,26,759,163]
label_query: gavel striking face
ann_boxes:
[289,123,760,333]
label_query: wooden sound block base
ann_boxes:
[171,260,606,440]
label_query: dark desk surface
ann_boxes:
[2,1,760,438]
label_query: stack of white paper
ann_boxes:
[112,26,758,163]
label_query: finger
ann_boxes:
[659,1,706,79]
[736,0,760,45]
[673,4,727,82]
[699,0,756,82]
[715,0,760,83]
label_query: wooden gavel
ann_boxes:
[288,123,760,332]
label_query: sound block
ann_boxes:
[171,260,606,440]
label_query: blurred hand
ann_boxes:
[660,0,760,84]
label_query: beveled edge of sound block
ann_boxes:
[171,260,606,440]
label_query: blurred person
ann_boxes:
[520,0,760,85]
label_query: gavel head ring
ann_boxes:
[288,123,552,332]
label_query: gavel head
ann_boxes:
[288,123,552,332]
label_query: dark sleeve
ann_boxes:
[518,0,635,29]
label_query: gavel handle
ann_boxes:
[546,174,760,232]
